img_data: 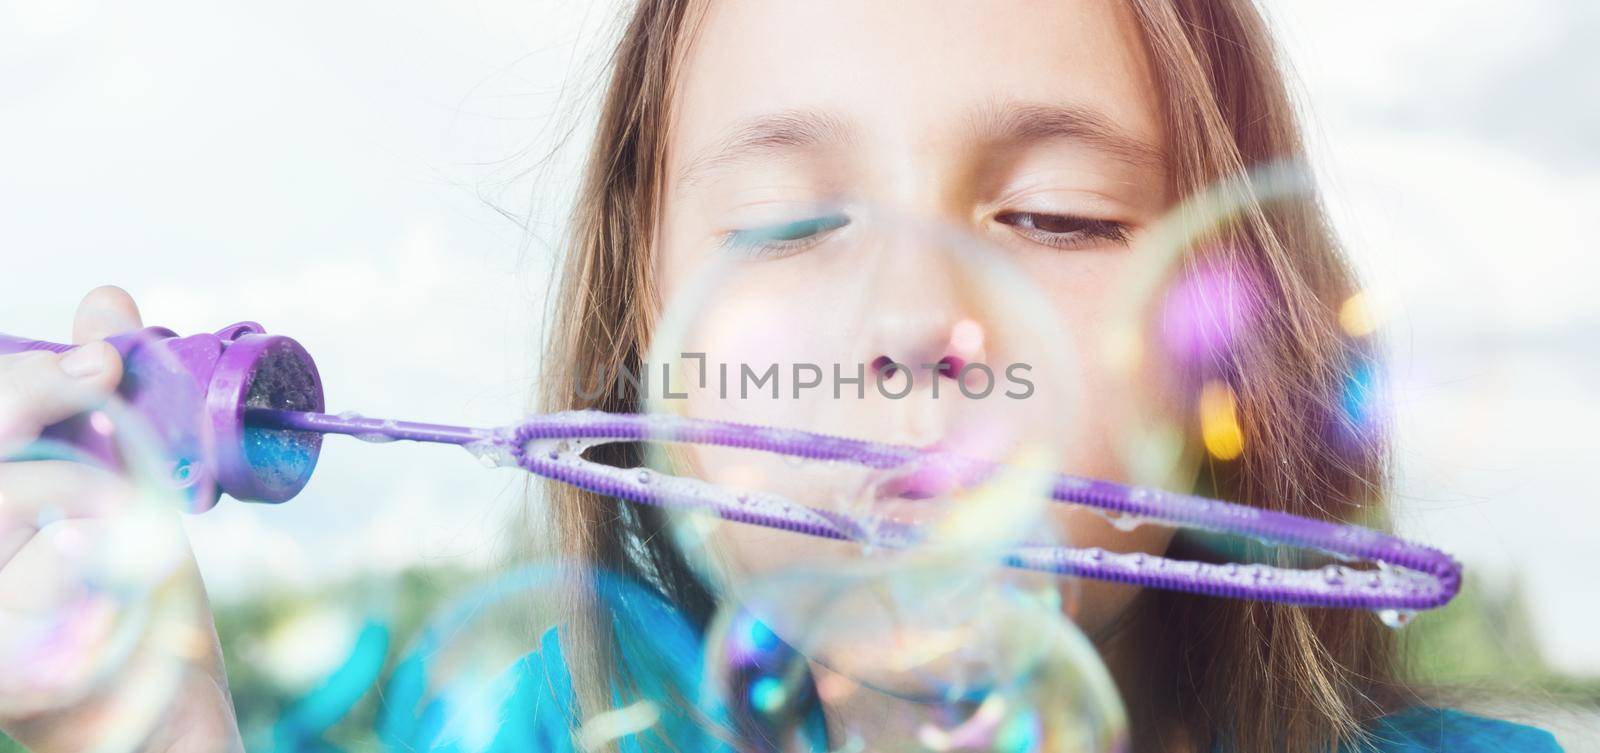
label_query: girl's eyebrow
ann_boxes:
[677,108,855,187]
[969,99,1166,170]
[677,100,1163,187]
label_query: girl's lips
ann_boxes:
[871,447,993,502]
[863,459,963,532]
[874,463,962,501]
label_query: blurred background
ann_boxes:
[1,0,1595,749]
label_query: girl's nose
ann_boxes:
[869,317,988,388]
[847,211,995,392]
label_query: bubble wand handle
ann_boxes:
[0,324,326,510]
[244,408,491,445]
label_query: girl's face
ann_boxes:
[654,0,1177,638]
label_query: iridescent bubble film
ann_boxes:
[630,205,1128,750]
[1,360,209,752]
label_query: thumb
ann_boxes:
[72,286,144,345]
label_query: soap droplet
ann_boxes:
[464,441,512,468]
[1376,609,1416,629]
[356,432,396,444]
[1109,513,1146,532]
[636,469,655,485]
[1321,565,1345,585]
[337,411,363,421]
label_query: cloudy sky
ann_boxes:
[2,0,1596,674]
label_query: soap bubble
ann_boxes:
[618,202,1133,749]
[640,203,1083,590]
[702,564,1128,752]
[1089,161,1376,489]
[0,390,208,752]
[375,563,731,753]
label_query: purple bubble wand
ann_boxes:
[2,323,1460,615]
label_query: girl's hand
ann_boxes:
[0,287,243,753]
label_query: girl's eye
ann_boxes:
[721,214,851,258]
[994,211,1130,250]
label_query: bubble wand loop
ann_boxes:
[1,325,1460,614]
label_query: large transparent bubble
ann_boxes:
[1091,162,1381,492]
[0,374,206,752]
[375,563,731,753]
[619,202,1127,749]
[702,564,1127,752]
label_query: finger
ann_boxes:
[72,285,144,345]
[0,461,127,570]
[0,344,123,451]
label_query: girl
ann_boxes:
[531,0,1563,750]
[0,0,1566,751]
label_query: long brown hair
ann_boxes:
[537,1,1409,751]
